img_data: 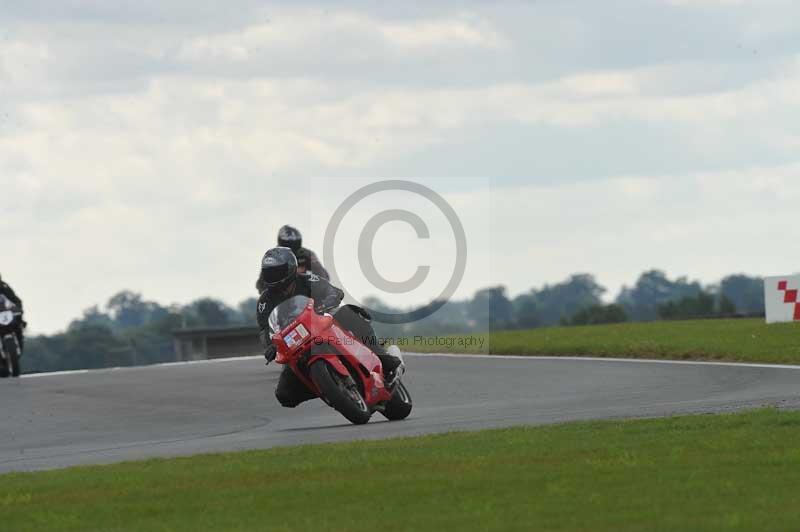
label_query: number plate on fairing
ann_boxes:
[283,324,310,348]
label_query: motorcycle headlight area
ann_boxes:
[0,311,13,326]
[283,324,310,348]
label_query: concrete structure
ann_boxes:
[173,326,261,361]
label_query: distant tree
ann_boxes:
[468,286,514,331]
[616,270,702,321]
[237,297,259,326]
[106,291,168,330]
[658,291,716,320]
[567,304,628,326]
[656,289,737,320]
[363,296,473,338]
[186,298,231,328]
[72,305,114,330]
[411,299,472,336]
[363,295,402,325]
[719,274,764,315]
[62,323,132,369]
[142,308,185,336]
[107,291,149,328]
[19,270,769,374]
[718,294,737,316]
[532,274,606,326]
[512,292,540,328]
[22,335,67,373]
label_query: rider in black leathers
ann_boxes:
[256,247,402,408]
[256,225,328,293]
[0,274,25,351]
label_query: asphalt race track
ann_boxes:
[2,354,799,473]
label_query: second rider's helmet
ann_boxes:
[259,247,298,297]
[277,225,302,253]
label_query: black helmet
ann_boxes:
[259,247,298,295]
[277,225,302,253]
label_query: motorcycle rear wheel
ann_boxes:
[310,360,371,425]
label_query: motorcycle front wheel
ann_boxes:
[2,336,19,377]
[310,360,371,425]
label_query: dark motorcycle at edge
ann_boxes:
[0,294,23,378]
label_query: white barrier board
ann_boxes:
[764,275,800,324]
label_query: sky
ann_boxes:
[3,0,800,333]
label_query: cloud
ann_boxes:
[5,59,797,204]
[3,1,800,333]
[485,163,800,299]
[665,0,769,5]
[177,10,507,65]
[0,40,51,87]
[4,56,800,224]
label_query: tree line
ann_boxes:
[25,291,258,374]
[23,271,765,373]
[370,271,765,338]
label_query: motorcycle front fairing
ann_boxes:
[268,297,346,394]
[268,296,392,407]
[0,295,22,337]
[270,299,331,363]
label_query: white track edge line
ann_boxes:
[402,352,800,370]
[17,352,800,379]
[20,355,260,379]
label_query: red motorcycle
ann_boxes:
[268,295,412,425]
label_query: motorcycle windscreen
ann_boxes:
[268,295,312,334]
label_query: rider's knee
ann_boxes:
[275,389,300,408]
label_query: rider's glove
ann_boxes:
[316,295,339,314]
[264,344,277,365]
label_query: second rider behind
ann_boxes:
[256,225,328,293]
[256,247,403,408]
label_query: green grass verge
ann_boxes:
[406,318,800,364]
[2,409,800,531]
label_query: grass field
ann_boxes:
[407,318,800,364]
[2,408,800,531]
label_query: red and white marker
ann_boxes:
[765,276,800,324]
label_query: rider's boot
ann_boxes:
[375,344,405,388]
